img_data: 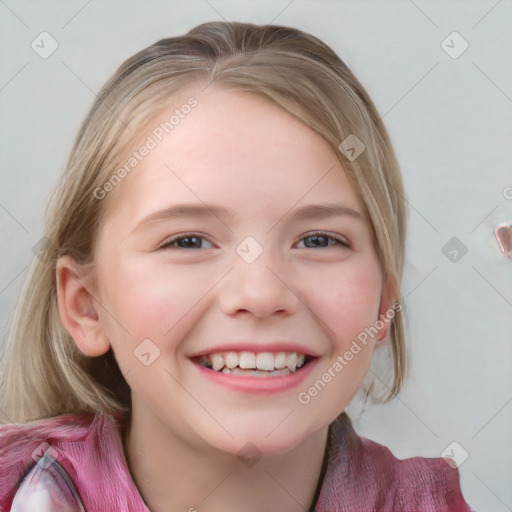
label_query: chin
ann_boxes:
[202,417,325,459]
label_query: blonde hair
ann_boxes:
[0,21,409,424]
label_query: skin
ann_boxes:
[57,84,396,511]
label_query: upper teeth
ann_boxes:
[200,351,307,372]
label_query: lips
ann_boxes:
[192,348,319,393]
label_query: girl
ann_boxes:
[0,21,474,511]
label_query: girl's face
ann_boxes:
[86,85,394,455]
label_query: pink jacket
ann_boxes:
[0,411,474,511]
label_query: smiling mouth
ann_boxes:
[193,351,315,376]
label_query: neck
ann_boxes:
[122,405,330,512]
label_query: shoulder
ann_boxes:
[316,413,475,512]
[0,412,100,445]
[0,412,122,512]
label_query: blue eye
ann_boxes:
[296,232,350,249]
[158,233,213,250]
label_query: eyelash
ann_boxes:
[158,231,350,250]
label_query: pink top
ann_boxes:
[0,411,474,511]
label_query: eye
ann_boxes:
[296,231,350,249]
[158,233,214,250]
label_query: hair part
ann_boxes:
[0,21,409,424]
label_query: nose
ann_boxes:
[218,245,299,319]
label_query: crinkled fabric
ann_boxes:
[0,412,146,512]
[316,414,475,511]
[0,412,475,511]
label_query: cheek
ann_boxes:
[97,262,209,383]
[306,261,382,347]
[297,264,382,420]
[96,258,197,344]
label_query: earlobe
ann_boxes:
[376,275,398,342]
[56,255,110,357]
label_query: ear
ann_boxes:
[56,255,111,357]
[375,275,398,343]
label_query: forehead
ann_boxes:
[100,85,365,230]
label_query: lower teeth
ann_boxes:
[221,367,292,377]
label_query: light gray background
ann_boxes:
[1,1,511,510]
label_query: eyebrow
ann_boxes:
[132,201,364,233]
